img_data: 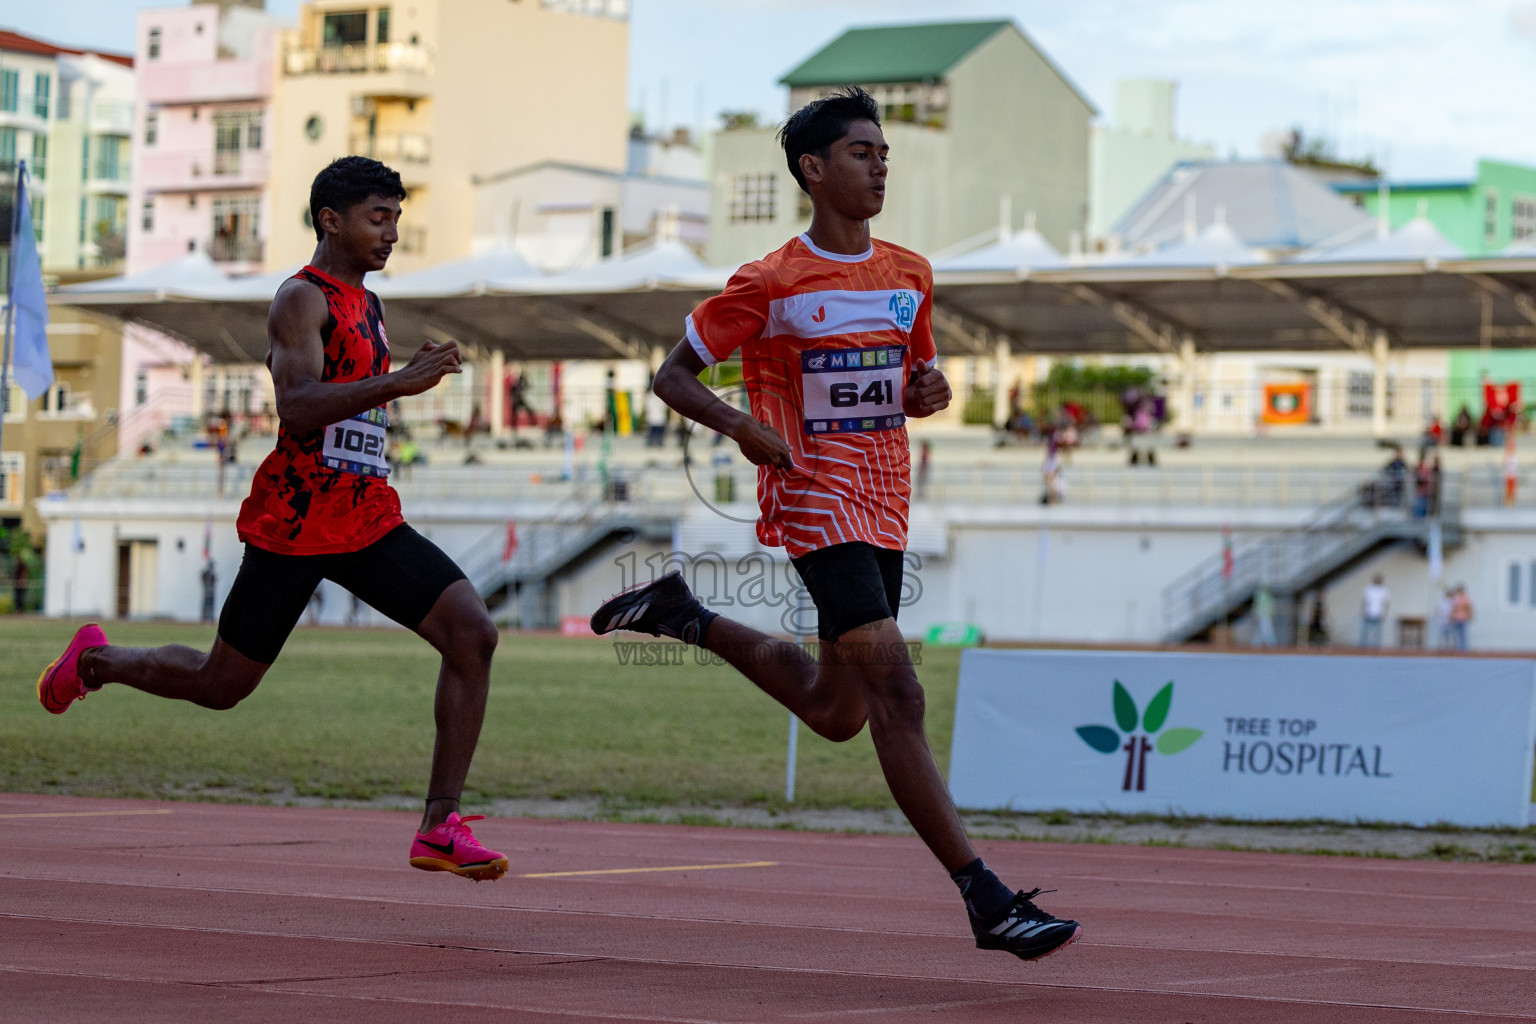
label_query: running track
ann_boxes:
[3,794,1533,1022]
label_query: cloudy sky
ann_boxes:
[17,0,1536,178]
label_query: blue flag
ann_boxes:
[8,164,52,399]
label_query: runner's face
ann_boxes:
[809,120,887,221]
[332,194,401,271]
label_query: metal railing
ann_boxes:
[1159,471,1463,642]
[284,42,434,76]
[208,235,264,263]
[349,132,430,165]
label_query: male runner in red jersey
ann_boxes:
[592,88,1081,960]
[37,157,508,881]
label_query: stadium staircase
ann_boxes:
[466,494,675,628]
[1160,472,1463,645]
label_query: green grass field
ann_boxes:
[2,620,961,810]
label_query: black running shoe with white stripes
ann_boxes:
[590,571,716,644]
[971,888,1082,961]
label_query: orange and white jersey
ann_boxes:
[685,233,937,557]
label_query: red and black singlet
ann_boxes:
[237,265,405,555]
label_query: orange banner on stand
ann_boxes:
[1261,383,1311,425]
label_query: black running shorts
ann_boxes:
[217,524,467,664]
[790,541,906,643]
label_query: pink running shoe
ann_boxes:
[409,812,509,881]
[37,623,107,715]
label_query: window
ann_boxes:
[1345,372,1395,419]
[92,135,124,181]
[1509,562,1521,606]
[32,73,49,119]
[30,197,42,242]
[1529,560,1536,606]
[209,196,262,262]
[147,27,161,59]
[600,207,614,258]
[141,198,154,232]
[728,173,777,223]
[0,127,16,172]
[376,7,391,43]
[135,370,148,407]
[1515,196,1536,242]
[31,133,46,180]
[144,111,158,145]
[0,70,17,113]
[1485,190,1499,242]
[42,380,71,414]
[322,11,369,46]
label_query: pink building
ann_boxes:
[120,2,286,454]
[127,1,285,276]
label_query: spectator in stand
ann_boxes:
[1413,454,1433,517]
[200,561,217,623]
[1307,592,1330,647]
[1251,585,1278,647]
[1423,415,1443,448]
[1429,455,1443,517]
[1381,446,1408,509]
[1435,586,1456,649]
[1451,405,1473,446]
[1449,584,1474,650]
[1359,574,1389,647]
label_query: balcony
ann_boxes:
[286,41,432,75]
[137,58,273,105]
[350,131,431,165]
[139,148,270,192]
[87,100,135,135]
[208,235,264,264]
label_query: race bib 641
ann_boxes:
[801,345,906,435]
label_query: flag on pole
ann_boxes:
[8,164,52,399]
[501,519,519,562]
[202,516,213,561]
[1220,525,1234,580]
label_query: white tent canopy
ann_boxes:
[932,227,1067,274]
[1299,215,1465,263]
[62,251,231,298]
[1110,219,1264,268]
[372,246,538,299]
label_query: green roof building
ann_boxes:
[708,20,1096,265]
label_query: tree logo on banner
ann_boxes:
[1076,682,1203,791]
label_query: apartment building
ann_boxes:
[267,0,630,273]
[708,20,1095,265]
[128,0,287,275]
[0,31,133,538]
[0,30,136,277]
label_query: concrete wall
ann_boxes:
[943,25,1093,254]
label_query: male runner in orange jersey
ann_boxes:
[37,157,508,881]
[592,88,1081,960]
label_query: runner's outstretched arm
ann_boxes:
[267,279,462,433]
[653,339,792,470]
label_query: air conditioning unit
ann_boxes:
[350,96,376,118]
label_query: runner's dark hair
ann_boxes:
[778,86,882,194]
[309,156,407,240]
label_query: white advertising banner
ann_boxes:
[949,650,1536,827]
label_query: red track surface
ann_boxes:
[3,794,1534,1022]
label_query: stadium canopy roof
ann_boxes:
[51,241,1536,363]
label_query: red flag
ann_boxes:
[501,520,519,562]
[1220,525,1234,580]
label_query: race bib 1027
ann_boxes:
[321,408,390,477]
[801,345,906,435]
